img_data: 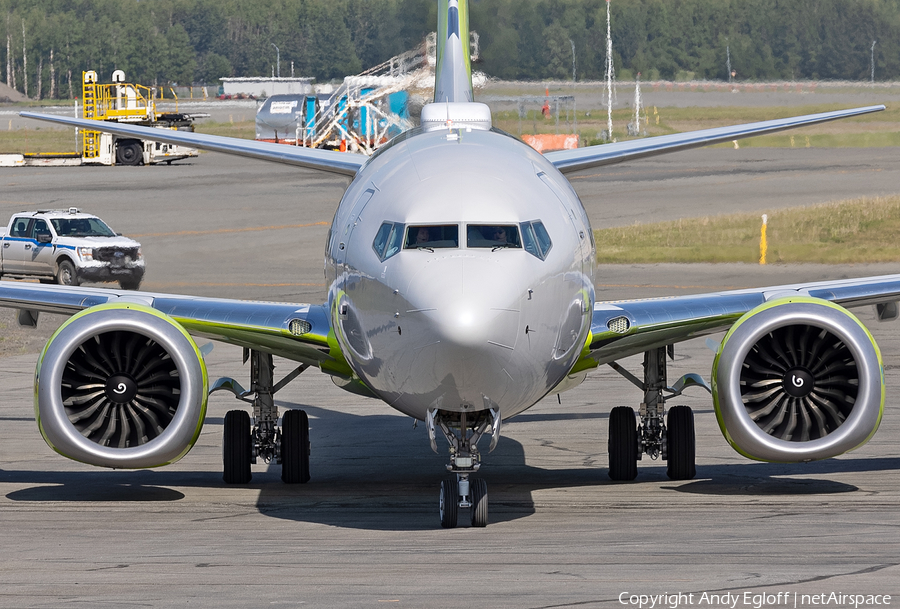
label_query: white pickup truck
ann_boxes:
[0,208,145,289]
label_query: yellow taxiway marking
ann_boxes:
[132,221,328,238]
[143,281,326,288]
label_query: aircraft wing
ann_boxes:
[0,280,349,374]
[581,273,900,368]
[546,105,885,175]
[19,112,367,177]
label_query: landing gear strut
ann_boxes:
[428,408,500,528]
[607,346,707,481]
[212,349,309,484]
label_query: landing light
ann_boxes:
[288,319,311,336]
[607,316,631,334]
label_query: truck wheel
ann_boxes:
[116,142,143,166]
[119,277,142,290]
[56,260,80,286]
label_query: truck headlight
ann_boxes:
[77,247,94,261]
[137,247,143,259]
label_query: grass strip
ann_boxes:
[494,103,899,147]
[595,195,900,264]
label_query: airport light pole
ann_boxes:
[871,40,876,83]
[272,43,280,78]
[726,42,731,84]
[569,39,576,82]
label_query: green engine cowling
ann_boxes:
[35,303,208,469]
[712,297,883,462]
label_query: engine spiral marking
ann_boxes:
[61,330,181,448]
[739,324,858,442]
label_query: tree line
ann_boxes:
[2,0,898,100]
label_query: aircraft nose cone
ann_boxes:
[406,255,520,351]
[400,255,523,409]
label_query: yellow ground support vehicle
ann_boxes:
[81,70,201,165]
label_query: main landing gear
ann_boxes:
[212,349,310,484]
[607,346,709,481]
[428,408,500,528]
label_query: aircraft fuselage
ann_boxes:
[326,126,596,420]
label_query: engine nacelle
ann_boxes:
[712,297,883,462]
[36,303,208,469]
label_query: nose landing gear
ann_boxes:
[429,408,499,528]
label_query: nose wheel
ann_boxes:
[430,409,499,528]
[470,477,488,527]
[439,474,488,528]
[439,477,459,528]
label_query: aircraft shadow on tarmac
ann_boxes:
[4,398,900,530]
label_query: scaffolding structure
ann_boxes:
[296,32,480,154]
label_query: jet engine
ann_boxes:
[712,297,883,462]
[35,303,208,469]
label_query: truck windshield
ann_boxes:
[51,218,116,237]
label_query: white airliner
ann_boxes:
[9,0,897,528]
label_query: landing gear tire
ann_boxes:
[116,141,143,166]
[439,477,459,529]
[281,409,310,484]
[223,410,252,484]
[666,405,696,480]
[470,478,488,527]
[608,406,638,481]
[56,260,79,286]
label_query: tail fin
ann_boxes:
[434,0,473,103]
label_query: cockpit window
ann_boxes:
[405,225,459,249]
[373,223,392,258]
[466,225,522,249]
[520,220,552,260]
[373,222,405,261]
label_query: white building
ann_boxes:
[220,77,314,97]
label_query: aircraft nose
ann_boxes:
[399,255,523,409]
[405,255,521,352]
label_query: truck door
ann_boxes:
[25,219,56,276]
[2,217,33,274]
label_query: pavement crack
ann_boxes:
[528,564,900,609]
[86,564,129,572]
